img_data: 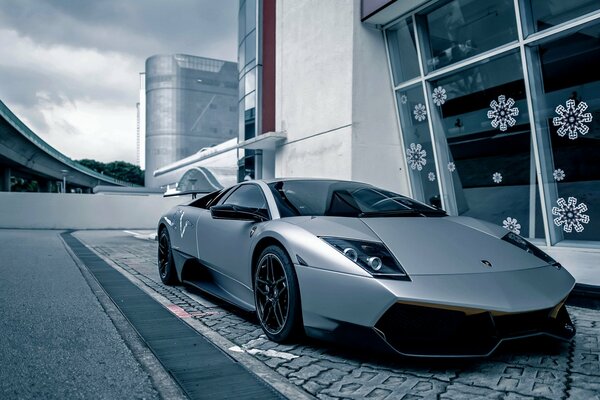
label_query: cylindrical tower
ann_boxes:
[145,54,238,187]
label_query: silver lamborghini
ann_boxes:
[157,178,576,357]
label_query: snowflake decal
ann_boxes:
[492,172,502,184]
[447,162,456,172]
[487,95,519,132]
[400,94,408,104]
[553,168,565,182]
[502,217,521,234]
[552,197,590,233]
[553,100,593,140]
[432,86,447,106]
[428,172,436,182]
[406,143,427,171]
[414,103,427,122]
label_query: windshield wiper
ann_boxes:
[358,209,447,218]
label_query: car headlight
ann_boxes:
[502,232,561,268]
[321,237,409,279]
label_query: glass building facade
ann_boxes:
[384,0,600,246]
[238,0,259,181]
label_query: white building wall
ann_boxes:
[274,0,409,194]
[350,1,409,194]
[275,0,354,180]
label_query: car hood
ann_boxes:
[360,216,548,275]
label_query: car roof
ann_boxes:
[259,177,361,185]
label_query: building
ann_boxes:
[230,0,599,284]
[144,54,238,187]
[137,72,146,170]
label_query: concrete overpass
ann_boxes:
[0,100,132,192]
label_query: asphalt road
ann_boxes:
[0,229,159,400]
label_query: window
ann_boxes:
[420,0,518,72]
[396,85,441,208]
[223,184,267,210]
[386,17,420,85]
[525,0,600,34]
[527,22,600,242]
[427,51,544,238]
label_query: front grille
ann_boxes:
[493,308,551,337]
[375,303,572,356]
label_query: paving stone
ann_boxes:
[263,357,287,369]
[289,364,328,381]
[495,350,570,372]
[302,380,327,396]
[315,359,355,373]
[316,393,341,400]
[284,356,318,370]
[312,368,348,387]
[276,366,295,377]
[572,350,600,375]
[322,367,447,399]
[568,386,600,400]
[570,372,600,393]
[441,382,536,399]
[455,362,567,400]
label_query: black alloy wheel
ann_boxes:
[158,229,177,285]
[254,245,302,342]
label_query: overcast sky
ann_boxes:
[0,0,238,166]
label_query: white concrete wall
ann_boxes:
[351,1,409,194]
[275,0,354,179]
[0,193,185,230]
[275,0,409,194]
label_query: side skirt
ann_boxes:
[173,249,255,313]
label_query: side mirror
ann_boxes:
[210,204,269,222]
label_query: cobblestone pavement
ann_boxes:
[77,231,600,400]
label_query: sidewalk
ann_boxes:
[75,229,600,400]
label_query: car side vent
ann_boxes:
[296,255,308,266]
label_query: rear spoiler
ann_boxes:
[163,190,209,199]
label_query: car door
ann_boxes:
[195,183,269,306]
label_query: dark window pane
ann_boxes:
[528,23,600,242]
[421,0,518,72]
[395,85,441,208]
[245,30,256,67]
[386,17,420,85]
[527,0,600,33]
[223,184,266,209]
[427,51,544,239]
[246,0,256,32]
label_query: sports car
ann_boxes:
[157,178,576,357]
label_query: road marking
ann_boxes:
[166,304,191,318]
[229,345,299,360]
[123,230,157,241]
[165,305,221,319]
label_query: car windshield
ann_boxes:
[268,180,445,218]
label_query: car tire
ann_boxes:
[254,245,303,342]
[158,228,178,285]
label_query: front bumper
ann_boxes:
[295,264,575,357]
[374,301,575,357]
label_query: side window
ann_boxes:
[222,184,267,210]
[189,190,222,209]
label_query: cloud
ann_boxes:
[0,0,238,166]
[0,0,238,61]
[14,96,138,163]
